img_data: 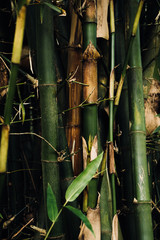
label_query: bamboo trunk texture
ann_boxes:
[115,0,136,238]
[82,0,100,209]
[66,4,82,176]
[36,3,64,239]
[127,0,153,239]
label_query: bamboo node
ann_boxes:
[41,160,58,164]
[129,130,146,135]
[47,234,65,239]
[38,83,57,87]
[133,198,152,204]
[83,42,100,61]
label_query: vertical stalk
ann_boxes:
[115,0,136,238]
[82,0,100,209]
[127,0,153,239]
[36,2,64,238]
[0,2,30,173]
[114,0,145,115]
[109,0,116,217]
[66,1,82,176]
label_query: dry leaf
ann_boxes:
[90,135,98,161]
[78,205,101,240]
[111,214,118,240]
[82,137,88,170]
[97,0,109,40]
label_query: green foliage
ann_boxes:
[47,183,58,222]
[42,1,65,15]
[65,152,103,202]
[46,153,103,239]
[152,126,160,134]
[65,205,95,237]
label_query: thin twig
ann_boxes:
[11,218,34,239]
[10,132,60,155]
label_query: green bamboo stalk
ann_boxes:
[115,0,136,238]
[114,0,145,115]
[127,0,153,239]
[109,0,117,217]
[35,2,64,238]
[0,1,30,173]
[82,0,100,209]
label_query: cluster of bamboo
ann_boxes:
[0,0,160,239]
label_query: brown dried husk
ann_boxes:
[0,58,9,99]
[78,205,101,240]
[144,79,160,135]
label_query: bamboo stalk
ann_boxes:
[115,0,136,238]
[35,2,64,238]
[0,2,30,173]
[109,0,117,217]
[114,0,145,114]
[82,0,100,209]
[66,2,82,176]
[127,0,153,239]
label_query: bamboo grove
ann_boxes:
[0,0,160,239]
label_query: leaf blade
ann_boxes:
[65,205,95,237]
[65,152,103,202]
[47,183,58,222]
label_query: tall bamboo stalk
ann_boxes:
[127,0,153,239]
[66,1,82,176]
[36,3,64,238]
[114,0,145,115]
[115,0,136,238]
[0,1,30,173]
[109,0,117,217]
[82,0,100,209]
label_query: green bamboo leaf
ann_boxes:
[152,126,160,134]
[42,2,66,15]
[0,213,3,219]
[65,205,95,237]
[47,183,58,222]
[65,152,103,202]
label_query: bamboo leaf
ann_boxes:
[65,152,103,202]
[65,205,95,237]
[42,2,66,16]
[152,126,160,134]
[0,213,3,219]
[47,183,58,222]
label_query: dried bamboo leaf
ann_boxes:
[97,0,109,40]
[82,136,88,169]
[78,205,100,240]
[109,141,115,174]
[90,135,98,161]
[111,214,118,240]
